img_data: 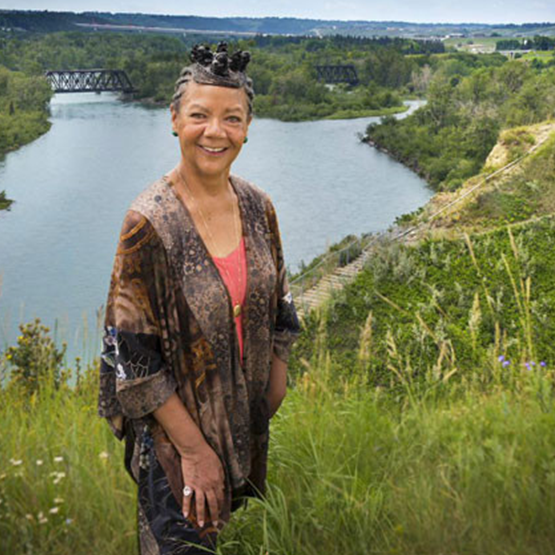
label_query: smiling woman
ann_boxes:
[97,42,301,555]
[170,82,251,192]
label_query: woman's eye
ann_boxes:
[191,113,206,119]
[227,116,241,123]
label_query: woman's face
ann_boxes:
[170,81,252,179]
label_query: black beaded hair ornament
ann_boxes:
[171,41,254,115]
[189,41,251,88]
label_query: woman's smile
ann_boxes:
[198,145,229,156]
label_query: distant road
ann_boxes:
[74,22,267,37]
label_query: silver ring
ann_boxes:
[182,485,193,497]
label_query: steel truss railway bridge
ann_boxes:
[44,69,137,94]
[315,64,359,86]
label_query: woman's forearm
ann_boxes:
[153,392,209,457]
[266,352,288,418]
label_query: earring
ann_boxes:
[172,130,178,137]
[243,137,248,144]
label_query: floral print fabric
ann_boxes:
[97,174,301,553]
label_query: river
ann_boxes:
[0,94,431,363]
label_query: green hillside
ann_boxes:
[291,124,555,389]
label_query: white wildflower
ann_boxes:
[49,507,60,514]
[54,497,64,504]
[54,456,64,463]
[99,451,109,460]
[38,516,48,524]
[52,471,66,484]
[36,459,44,466]
[9,459,22,466]
[65,518,73,525]
[25,514,33,521]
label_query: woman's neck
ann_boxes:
[174,161,231,202]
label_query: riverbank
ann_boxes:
[126,92,411,121]
[0,66,53,210]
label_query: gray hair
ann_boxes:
[171,65,255,117]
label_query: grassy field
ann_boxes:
[2,319,555,554]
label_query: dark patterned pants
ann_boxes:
[136,427,218,555]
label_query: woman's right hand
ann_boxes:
[180,443,225,528]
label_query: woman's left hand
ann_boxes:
[180,442,226,528]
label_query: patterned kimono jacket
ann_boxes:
[97,174,301,552]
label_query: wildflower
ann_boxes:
[502,360,510,367]
[498,355,505,362]
[38,516,48,524]
[37,511,44,519]
[54,456,64,463]
[52,471,66,485]
[65,518,73,525]
[25,514,33,521]
[9,459,22,466]
[36,459,43,466]
[540,361,547,367]
[54,497,64,504]
[525,362,531,370]
[99,451,109,460]
[0,474,6,480]
[15,471,23,478]
[49,507,60,514]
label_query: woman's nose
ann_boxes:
[204,117,226,138]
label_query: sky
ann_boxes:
[1,0,554,25]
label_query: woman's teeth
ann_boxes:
[202,146,226,153]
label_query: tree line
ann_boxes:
[365,56,555,191]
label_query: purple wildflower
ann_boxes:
[502,360,510,367]
[540,361,547,367]
[498,355,505,362]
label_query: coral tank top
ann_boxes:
[212,236,247,362]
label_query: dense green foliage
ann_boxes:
[0,32,438,119]
[0,64,52,209]
[365,58,555,191]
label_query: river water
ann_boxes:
[0,94,431,363]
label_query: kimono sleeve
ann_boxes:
[97,210,177,440]
[265,197,301,364]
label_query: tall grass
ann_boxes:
[2,227,555,554]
